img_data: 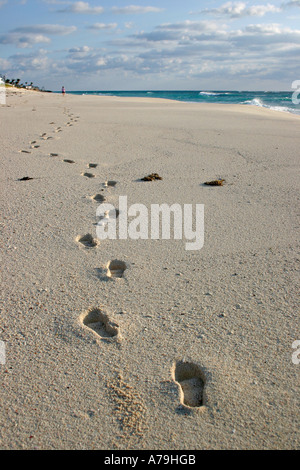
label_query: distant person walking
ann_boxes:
[62,86,65,96]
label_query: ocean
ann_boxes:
[64,90,300,116]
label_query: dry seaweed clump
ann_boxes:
[141,173,162,181]
[18,176,34,181]
[204,179,225,186]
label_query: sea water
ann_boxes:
[64,90,300,116]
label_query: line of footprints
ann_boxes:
[19,107,80,163]
[77,160,207,411]
[19,106,207,411]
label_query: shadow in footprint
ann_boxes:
[88,163,98,168]
[107,259,127,279]
[91,194,106,203]
[172,361,206,408]
[76,233,99,248]
[63,159,75,164]
[82,172,95,178]
[108,208,120,219]
[103,180,117,188]
[80,308,120,342]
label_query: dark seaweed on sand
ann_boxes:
[204,179,225,186]
[141,173,163,181]
[18,176,34,181]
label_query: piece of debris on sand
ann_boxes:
[141,173,163,181]
[18,176,34,181]
[204,179,225,186]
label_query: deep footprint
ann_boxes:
[104,180,117,188]
[80,308,120,340]
[91,193,106,202]
[76,233,99,248]
[172,361,206,408]
[107,260,127,278]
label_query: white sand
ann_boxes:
[0,87,299,449]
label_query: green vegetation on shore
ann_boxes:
[2,76,51,93]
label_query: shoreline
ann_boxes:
[0,88,299,450]
[49,89,300,118]
[4,86,300,119]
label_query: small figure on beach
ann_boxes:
[62,86,65,96]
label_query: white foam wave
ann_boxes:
[199,91,221,96]
[241,98,298,115]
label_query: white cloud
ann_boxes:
[111,5,164,14]
[8,49,51,71]
[43,1,70,4]
[281,0,300,7]
[58,1,104,14]
[88,23,118,30]
[68,46,92,53]
[13,25,77,35]
[0,32,51,48]
[156,20,224,32]
[0,24,76,48]
[0,57,11,69]
[198,2,281,18]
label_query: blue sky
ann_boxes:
[0,0,300,90]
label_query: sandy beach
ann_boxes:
[0,87,299,450]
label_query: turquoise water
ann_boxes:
[63,90,300,115]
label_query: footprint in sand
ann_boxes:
[172,361,206,408]
[76,233,99,248]
[19,150,31,154]
[91,193,106,203]
[49,153,59,157]
[106,260,127,279]
[95,208,119,228]
[105,208,119,219]
[63,159,75,164]
[103,180,117,188]
[82,172,95,178]
[88,163,98,169]
[79,308,120,341]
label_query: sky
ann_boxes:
[0,0,300,91]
